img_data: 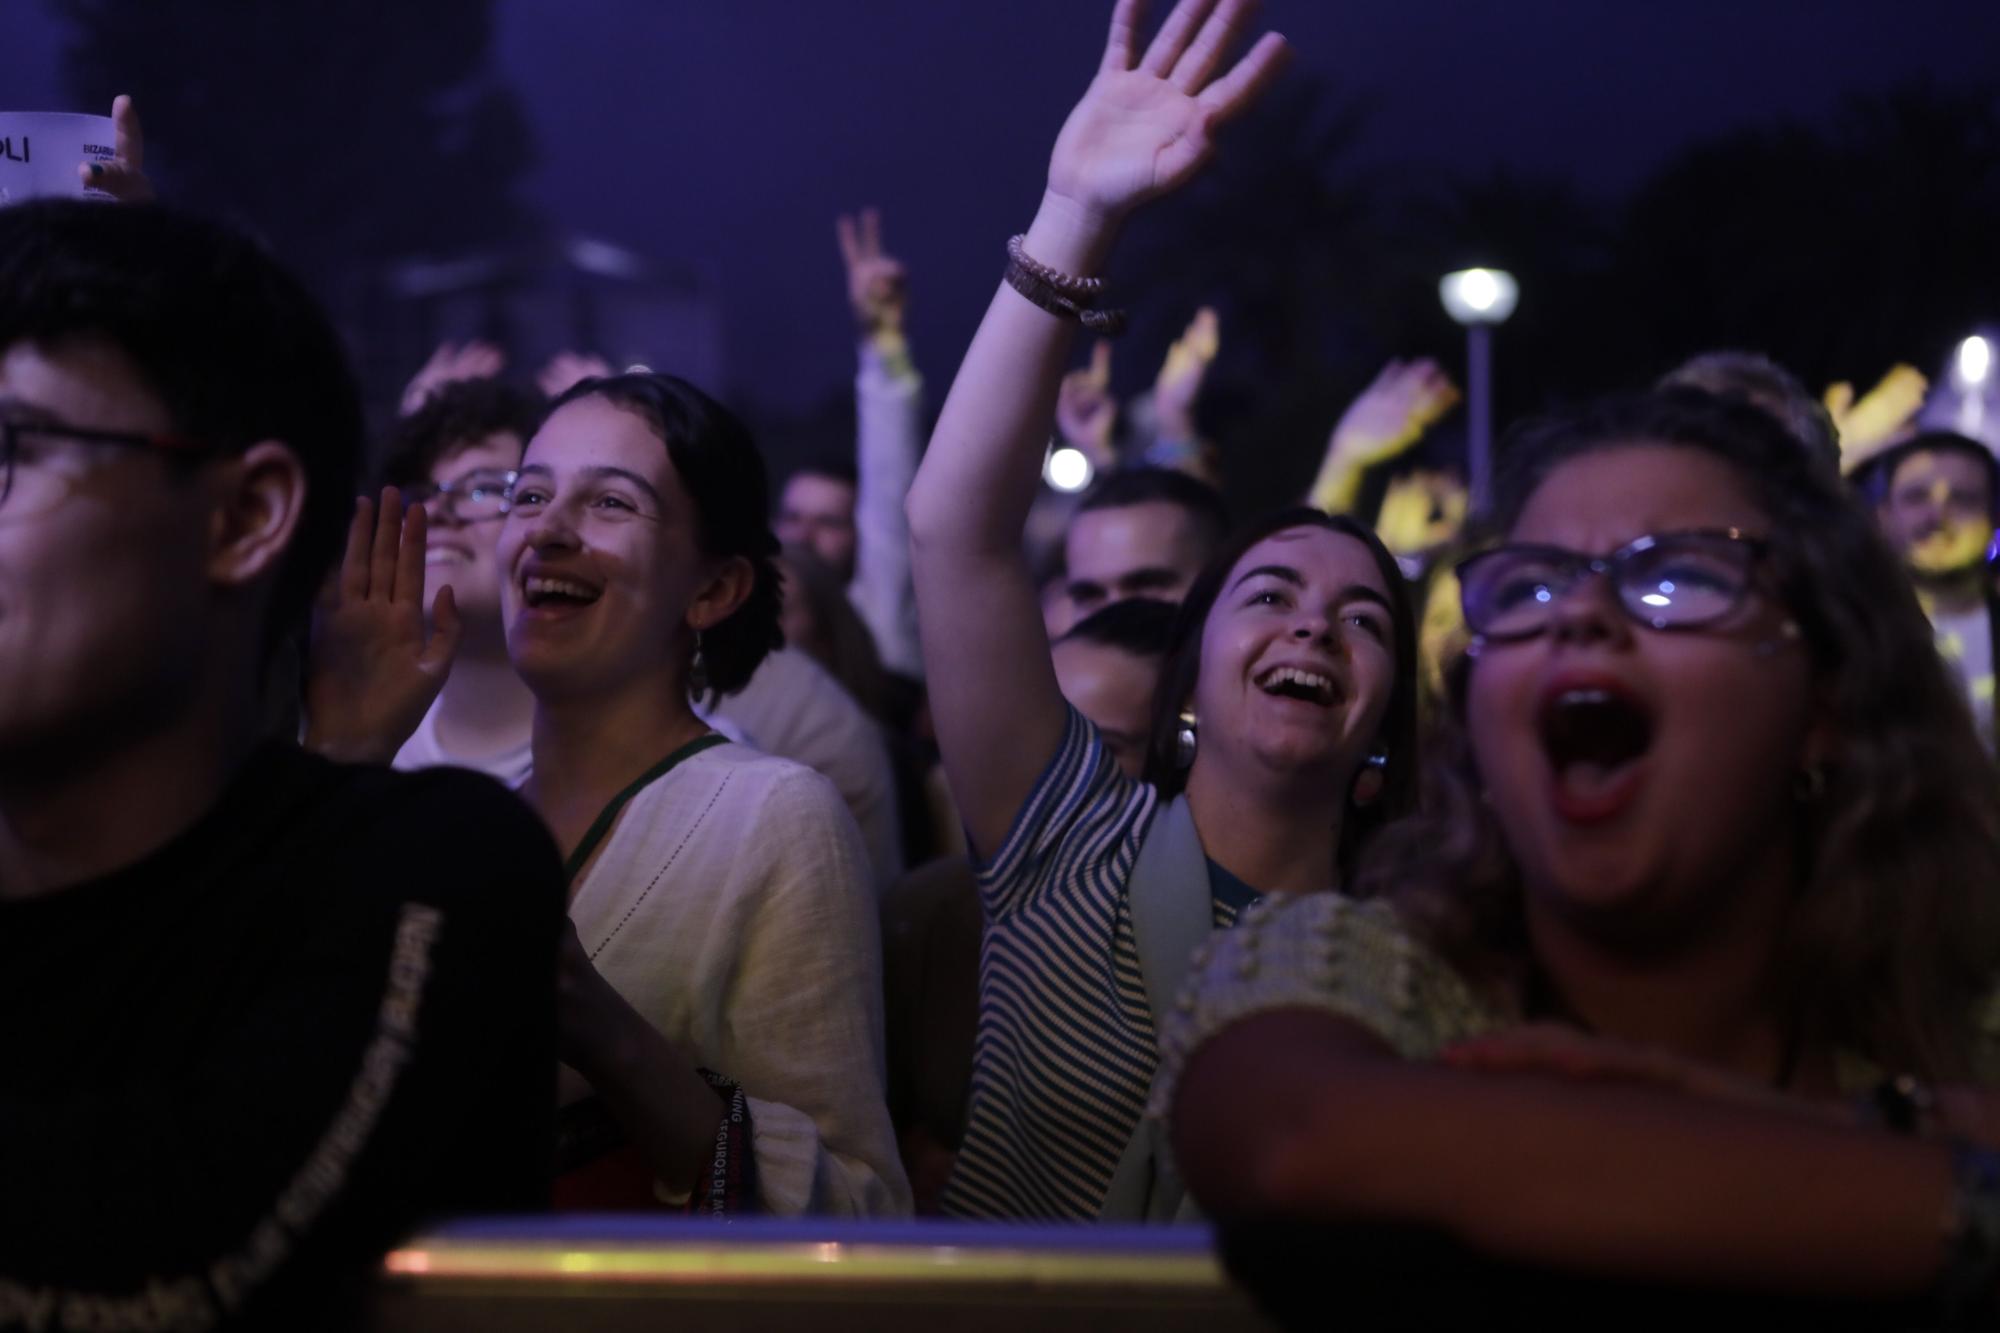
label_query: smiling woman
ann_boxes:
[901,0,1421,1222]
[496,372,909,1218]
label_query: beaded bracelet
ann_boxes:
[1003,235,1129,336]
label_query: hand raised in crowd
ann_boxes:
[1827,363,1929,475]
[1308,358,1460,514]
[303,489,463,765]
[1153,304,1219,441]
[1056,340,1119,466]
[399,340,506,416]
[538,349,615,400]
[836,208,908,343]
[1374,467,1468,561]
[82,95,152,202]
[1047,0,1290,228]
[1328,357,1461,470]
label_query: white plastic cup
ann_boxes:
[0,113,118,207]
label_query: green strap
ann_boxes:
[562,733,728,885]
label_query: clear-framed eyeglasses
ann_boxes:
[1455,528,1773,643]
[400,468,518,523]
[0,415,217,520]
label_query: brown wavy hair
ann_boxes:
[1355,389,2000,1081]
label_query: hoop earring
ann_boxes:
[1174,710,1199,770]
[1351,749,1389,807]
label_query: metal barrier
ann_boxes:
[376,1217,1274,1331]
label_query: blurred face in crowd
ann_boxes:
[0,337,217,763]
[417,432,523,627]
[776,473,857,583]
[1052,636,1162,778]
[1463,444,1820,951]
[1879,447,1994,581]
[1065,500,1211,618]
[1186,524,1397,792]
[498,394,746,702]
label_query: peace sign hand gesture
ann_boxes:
[1045,0,1289,229]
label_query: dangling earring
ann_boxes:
[1174,709,1199,770]
[688,629,709,698]
[1351,749,1389,806]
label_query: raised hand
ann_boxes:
[400,341,506,417]
[303,489,463,764]
[1329,358,1461,470]
[1153,305,1219,437]
[1043,0,1289,234]
[1828,363,1929,476]
[538,350,615,400]
[836,208,909,341]
[1056,340,1119,465]
[82,95,152,202]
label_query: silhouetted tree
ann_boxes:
[54,0,537,292]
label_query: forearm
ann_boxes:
[570,1003,725,1197]
[1177,1011,1958,1301]
[1306,449,1366,515]
[904,193,1118,853]
[906,191,1116,558]
[853,336,925,677]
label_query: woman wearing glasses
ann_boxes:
[1160,389,2000,1318]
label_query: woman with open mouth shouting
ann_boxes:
[497,372,907,1217]
[1160,389,2000,1321]
[905,0,1418,1220]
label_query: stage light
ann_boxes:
[1957,334,1993,388]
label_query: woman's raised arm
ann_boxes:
[905,0,1287,856]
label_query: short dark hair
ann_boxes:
[1658,350,1838,473]
[1141,507,1419,878]
[785,455,858,492]
[0,200,361,653]
[1860,430,2000,517]
[379,379,544,489]
[1074,466,1231,553]
[544,372,782,700]
[1058,596,1180,659]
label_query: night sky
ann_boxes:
[6,1,2000,415]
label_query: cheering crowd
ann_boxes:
[5,1,2000,1328]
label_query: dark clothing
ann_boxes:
[0,743,565,1331]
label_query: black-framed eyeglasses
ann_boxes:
[0,416,216,520]
[400,468,518,523]
[1455,528,1772,642]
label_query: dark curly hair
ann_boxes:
[379,379,545,489]
[1141,507,1420,883]
[1357,389,2000,1081]
[544,372,783,702]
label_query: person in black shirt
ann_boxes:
[0,200,565,1330]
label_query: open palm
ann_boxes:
[1047,0,1289,221]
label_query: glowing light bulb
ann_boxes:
[1045,446,1094,493]
[1439,268,1519,326]
[1958,335,1993,387]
